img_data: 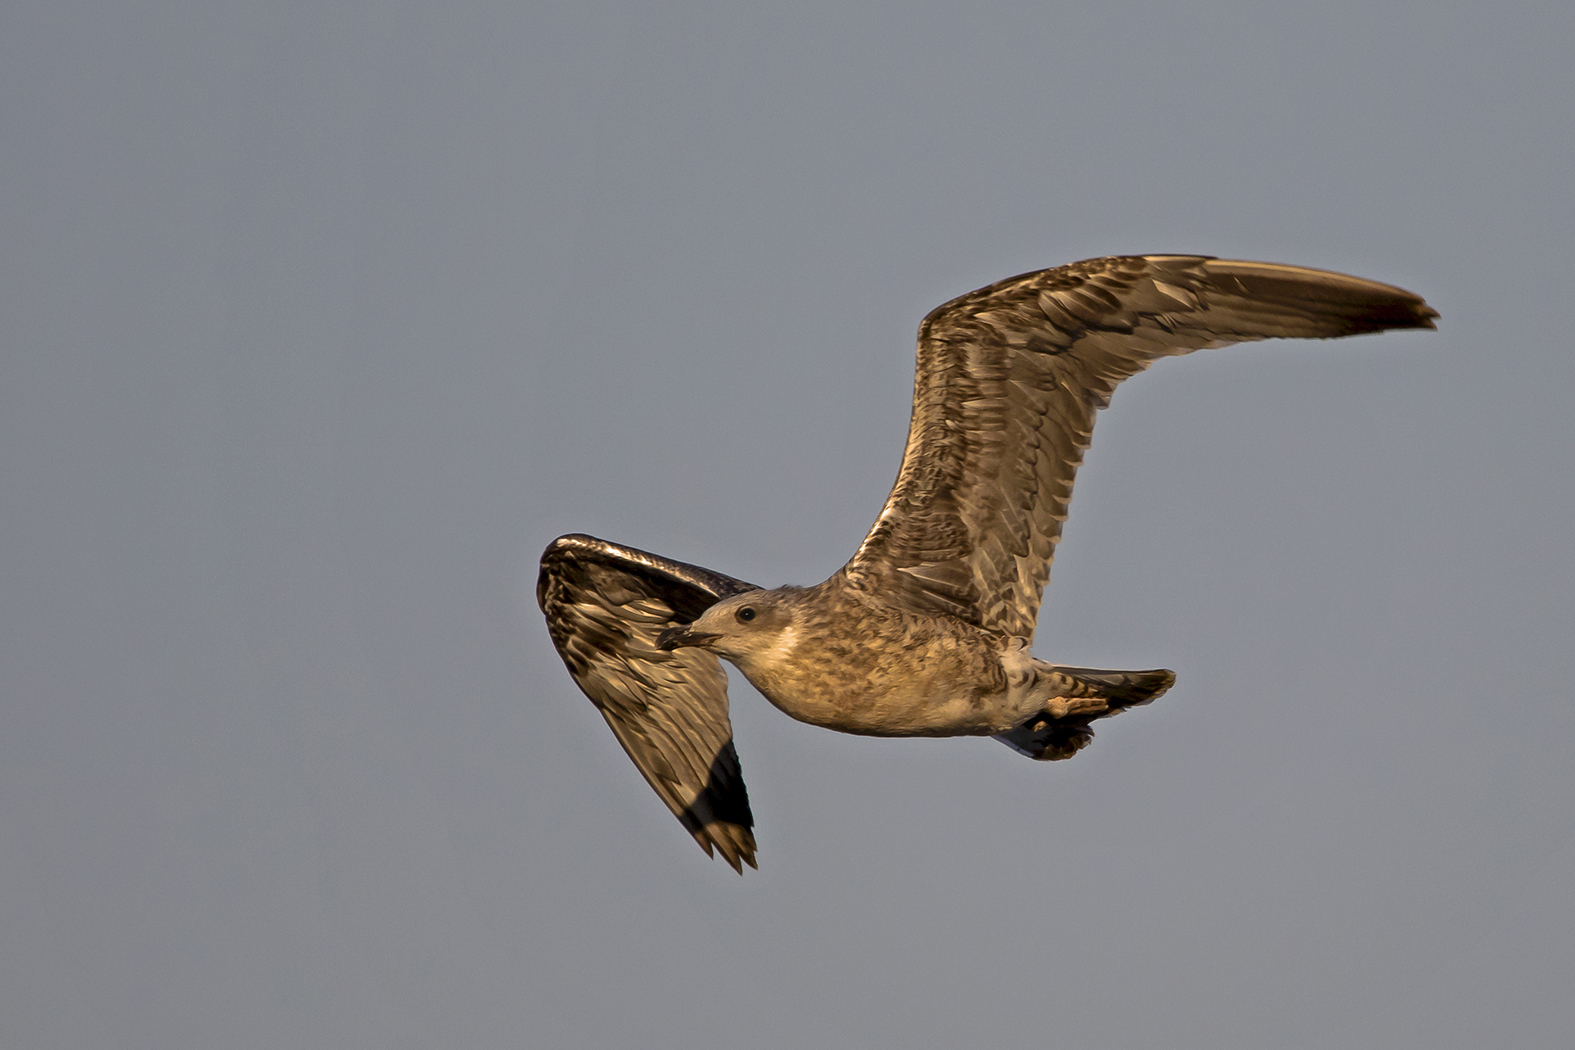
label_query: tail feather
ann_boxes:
[994,664,1174,761]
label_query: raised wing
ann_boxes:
[843,255,1437,638]
[538,534,762,871]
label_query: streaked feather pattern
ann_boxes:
[843,256,1437,638]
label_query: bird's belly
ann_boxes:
[735,657,1013,738]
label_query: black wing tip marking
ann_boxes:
[678,739,759,872]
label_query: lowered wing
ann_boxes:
[538,534,762,871]
[843,255,1437,639]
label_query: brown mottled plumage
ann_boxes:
[538,254,1437,871]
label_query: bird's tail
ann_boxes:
[993,664,1174,761]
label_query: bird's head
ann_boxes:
[657,588,804,666]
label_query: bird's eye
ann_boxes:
[736,607,756,623]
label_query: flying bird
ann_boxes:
[538,254,1436,871]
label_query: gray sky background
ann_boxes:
[3,2,1572,1047]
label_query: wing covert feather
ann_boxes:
[844,255,1437,638]
[537,534,762,871]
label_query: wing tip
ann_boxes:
[1348,295,1439,334]
[693,823,759,874]
[1198,257,1439,336]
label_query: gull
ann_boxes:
[538,254,1436,871]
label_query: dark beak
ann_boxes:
[657,624,719,651]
